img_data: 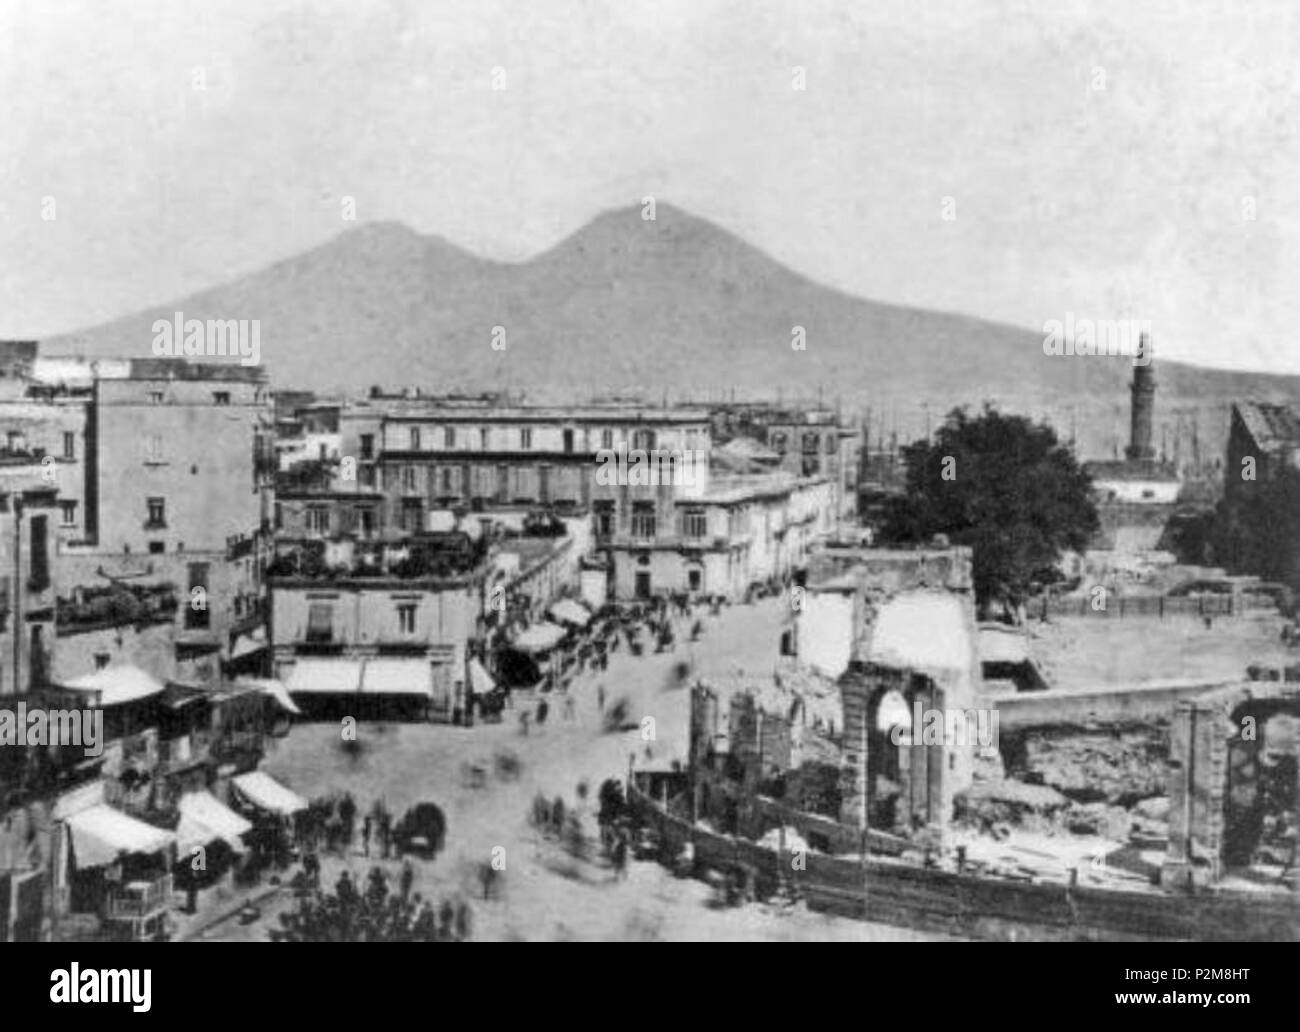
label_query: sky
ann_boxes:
[2,0,1299,373]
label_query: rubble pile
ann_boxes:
[1014,725,1167,804]
[954,778,1070,832]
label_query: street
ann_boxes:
[196,596,946,941]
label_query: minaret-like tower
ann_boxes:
[1125,332,1156,463]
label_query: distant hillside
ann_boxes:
[45,202,1300,463]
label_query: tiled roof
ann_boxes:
[1236,401,1300,452]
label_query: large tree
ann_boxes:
[883,405,1098,608]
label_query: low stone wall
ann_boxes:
[628,780,1300,941]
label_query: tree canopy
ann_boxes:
[883,405,1098,606]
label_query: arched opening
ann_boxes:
[865,674,945,832]
[1225,703,1300,871]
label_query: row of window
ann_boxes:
[363,427,695,457]
[305,601,418,642]
[593,502,711,541]
[4,430,76,460]
[147,390,231,405]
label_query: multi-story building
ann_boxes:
[330,394,711,528]
[705,399,860,521]
[604,471,835,600]
[0,355,277,684]
[267,534,487,722]
[765,411,860,517]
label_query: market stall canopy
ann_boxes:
[235,677,302,716]
[548,599,592,628]
[176,790,252,854]
[284,658,363,695]
[468,658,496,697]
[510,621,567,655]
[232,771,308,816]
[360,658,431,697]
[62,665,168,707]
[66,804,175,868]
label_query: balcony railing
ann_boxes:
[105,874,173,920]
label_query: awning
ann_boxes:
[236,677,302,716]
[232,771,308,816]
[511,621,567,655]
[285,658,363,695]
[176,791,252,854]
[468,658,496,697]
[62,665,168,707]
[231,630,269,661]
[360,659,432,697]
[548,599,592,628]
[66,805,175,868]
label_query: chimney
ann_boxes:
[1125,332,1157,463]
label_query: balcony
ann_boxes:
[267,535,486,584]
[56,583,178,637]
[105,874,173,920]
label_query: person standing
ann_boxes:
[612,835,628,881]
[362,815,372,858]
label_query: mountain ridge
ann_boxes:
[43,202,1300,460]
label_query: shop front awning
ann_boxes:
[66,804,175,868]
[510,621,567,655]
[548,599,592,628]
[62,665,168,707]
[236,677,302,716]
[176,791,253,854]
[468,658,497,697]
[284,658,363,695]
[231,771,308,816]
[360,659,432,697]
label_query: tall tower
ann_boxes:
[1125,332,1156,463]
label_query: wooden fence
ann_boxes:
[1025,593,1258,621]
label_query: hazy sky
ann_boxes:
[3,0,1298,373]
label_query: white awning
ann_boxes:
[468,658,496,697]
[176,791,252,854]
[285,658,363,695]
[231,630,268,661]
[360,659,431,697]
[61,665,168,707]
[236,677,302,716]
[548,599,592,628]
[232,771,308,816]
[66,805,175,868]
[511,621,567,655]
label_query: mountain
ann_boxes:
[43,202,1300,462]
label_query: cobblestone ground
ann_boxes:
[192,597,950,942]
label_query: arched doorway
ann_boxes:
[865,672,945,832]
